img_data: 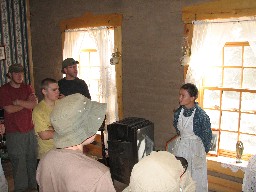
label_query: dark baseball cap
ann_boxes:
[61,58,79,73]
[6,64,24,78]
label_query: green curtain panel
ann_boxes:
[0,0,30,86]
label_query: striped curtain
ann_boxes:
[0,0,30,86]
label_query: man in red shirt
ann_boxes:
[0,64,38,192]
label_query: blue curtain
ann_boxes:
[0,0,30,86]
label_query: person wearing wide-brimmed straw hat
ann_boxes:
[122,151,195,192]
[58,58,91,99]
[0,64,38,191]
[36,93,115,192]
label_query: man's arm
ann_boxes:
[4,93,38,114]
[37,128,54,140]
[0,123,5,136]
[14,93,38,109]
[81,80,91,99]
[3,105,23,114]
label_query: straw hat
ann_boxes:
[51,93,107,148]
[123,151,184,192]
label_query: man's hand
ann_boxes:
[0,123,5,136]
[28,93,38,103]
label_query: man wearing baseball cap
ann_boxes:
[37,93,115,192]
[0,64,38,191]
[58,58,91,99]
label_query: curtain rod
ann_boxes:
[65,26,114,32]
[191,16,256,24]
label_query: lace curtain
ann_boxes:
[185,19,256,88]
[63,27,118,125]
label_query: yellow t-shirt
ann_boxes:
[32,100,55,159]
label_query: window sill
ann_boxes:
[207,156,248,173]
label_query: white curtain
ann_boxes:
[186,18,256,88]
[63,27,118,125]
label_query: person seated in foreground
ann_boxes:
[123,151,195,192]
[36,93,116,192]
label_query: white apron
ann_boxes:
[169,108,208,192]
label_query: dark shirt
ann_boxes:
[58,77,91,99]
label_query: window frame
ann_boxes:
[200,42,256,160]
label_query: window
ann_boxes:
[63,28,118,124]
[202,42,256,160]
[79,49,101,101]
[60,13,123,121]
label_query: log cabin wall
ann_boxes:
[29,0,213,151]
[28,0,254,156]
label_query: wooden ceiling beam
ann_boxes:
[182,0,256,23]
[60,12,122,32]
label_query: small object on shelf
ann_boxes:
[236,141,244,163]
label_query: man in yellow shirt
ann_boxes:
[32,78,60,159]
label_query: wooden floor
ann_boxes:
[2,159,127,192]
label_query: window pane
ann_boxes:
[209,131,219,153]
[80,67,100,80]
[90,52,100,66]
[240,113,256,134]
[203,67,222,87]
[241,92,256,112]
[223,68,242,88]
[240,134,256,154]
[224,46,242,66]
[203,90,220,108]
[243,68,256,89]
[205,109,220,129]
[222,91,240,110]
[244,46,256,67]
[221,111,239,131]
[80,53,89,66]
[219,131,237,151]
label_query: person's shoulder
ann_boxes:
[73,153,110,173]
[33,100,45,111]
[58,78,65,83]
[174,106,182,115]
[41,149,59,160]
[0,82,10,89]
[195,104,205,113]
[74,77,85,83]
[195,104,210,119]
[20,83,33,90]
[38,149,59,166]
